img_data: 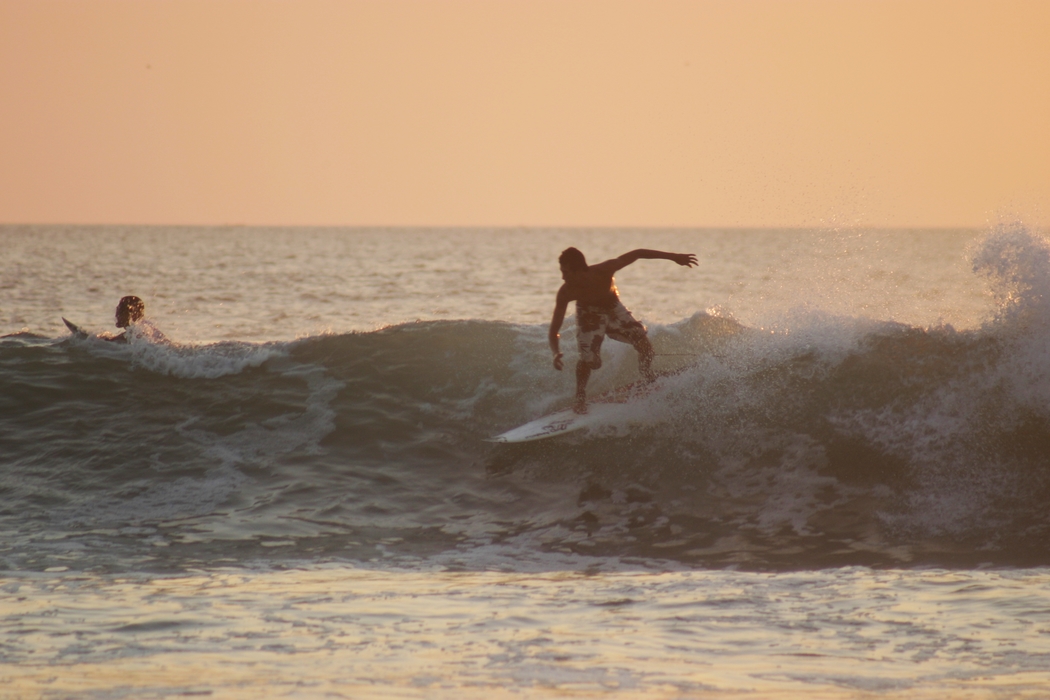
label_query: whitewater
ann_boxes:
[2,225,1050,698]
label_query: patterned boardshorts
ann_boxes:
[576,300,647,369]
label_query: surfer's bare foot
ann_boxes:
[573,395,588,414]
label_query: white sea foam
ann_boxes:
[124,338,286,379]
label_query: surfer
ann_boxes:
[106,295,167,343]
[549,247,698,413]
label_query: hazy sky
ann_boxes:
[2,0,1048,227]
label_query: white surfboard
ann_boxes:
[487,366,692,444]
[486,401,630,443]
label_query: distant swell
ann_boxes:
[4,227,1050,572]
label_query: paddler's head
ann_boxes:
[115,296,145,328]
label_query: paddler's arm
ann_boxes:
[549,289,570,371]
[596,250,699,273]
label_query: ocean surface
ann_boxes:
[3,224,1050,698]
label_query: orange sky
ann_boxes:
[1,0,1048,227]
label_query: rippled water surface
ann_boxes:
[2,225,992,341]
[6,567,1050,699]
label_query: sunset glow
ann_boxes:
[2,0,1048,227]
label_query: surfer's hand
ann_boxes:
[674,253,698,267]
[553,352,564,371]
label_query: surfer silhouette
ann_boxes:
[106,295,166,343]
[549,247,698,414]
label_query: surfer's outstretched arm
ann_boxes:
[595,250,698,273]
[549,289,570,371]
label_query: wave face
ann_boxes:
[4,226,1050,573]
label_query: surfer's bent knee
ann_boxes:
[578,356,601,371]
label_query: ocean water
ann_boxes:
[3,224,1050,698]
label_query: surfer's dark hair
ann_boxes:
[559,247,587,272]
[117,296,145,322]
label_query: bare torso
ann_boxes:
[559,267,620,308]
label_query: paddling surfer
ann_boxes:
[106,295,167,343]
[549,247,698,414]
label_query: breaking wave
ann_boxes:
[3,226,1050,572]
